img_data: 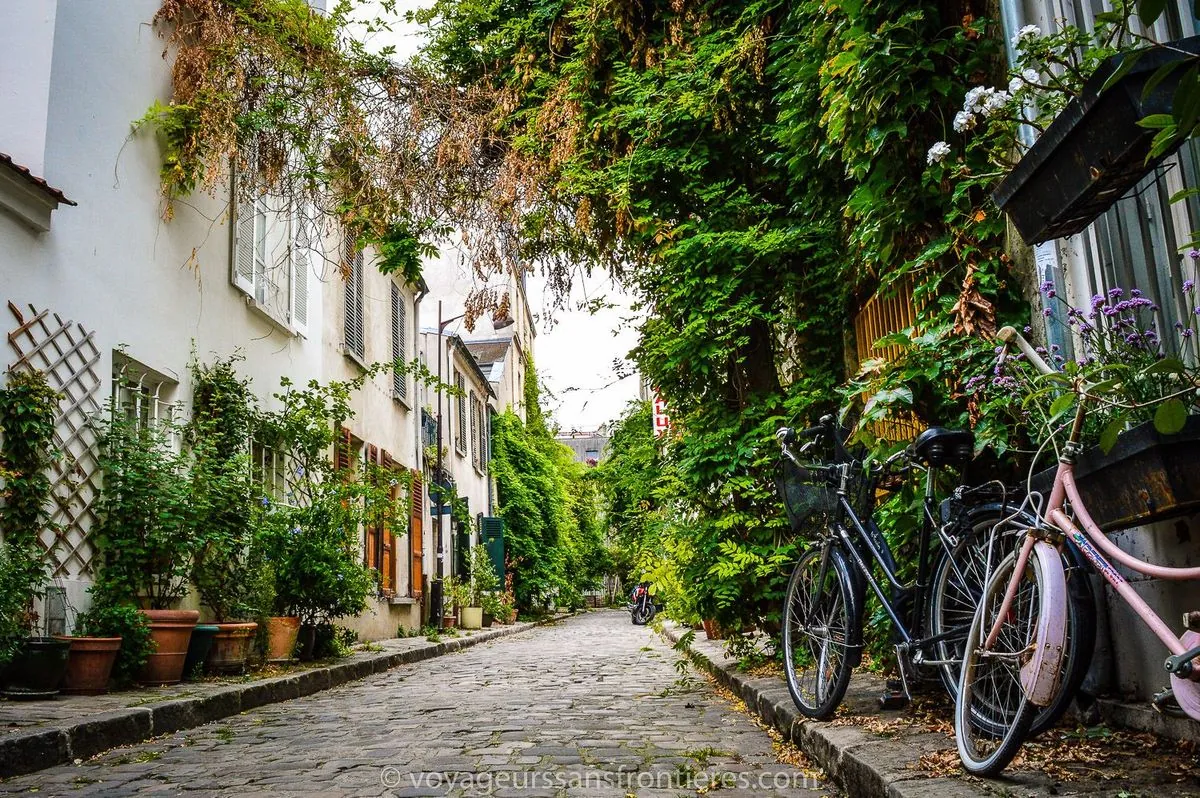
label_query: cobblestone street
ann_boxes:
[0,612,830,797]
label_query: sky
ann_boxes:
[353,1,642,433]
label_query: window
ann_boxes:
[343,236,365,361]
[390,282,408,402]
[251,440,289,503]
[111,353,176,436]
[454,372,467,454]
[232,188,308,334]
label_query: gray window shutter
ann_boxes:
[391,282,407,400]
[291,207,310,334]
[343,236,365,358]
[232,195,256,295]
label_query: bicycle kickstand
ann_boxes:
[879,645,914,711]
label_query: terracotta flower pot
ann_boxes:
[1,637,71,700]
[442,614,458,629]
[56,636,122,695]
[138,609,199,686]
[205,622,258,675]
[265,616,300,664]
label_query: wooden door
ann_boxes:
[410,469,424,598]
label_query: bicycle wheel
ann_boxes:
[928,503,1096,736]
[783,545,857,719]
[955,547,1046,776]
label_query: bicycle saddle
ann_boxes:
[913,427,974,467]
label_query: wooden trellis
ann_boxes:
[6,301,102,578]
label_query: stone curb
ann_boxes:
[1,614,570,779]
[660,623,988,798]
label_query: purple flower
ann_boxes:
[1040,280,1054,293]
[1185,329,1195,339]
[1125,333,1141,344]
[1185,279,1195,292]
[1102,306,1119,317]
[1043,308,1053,317]
[1109,287,1124,299]
[1035,346,1047,354]
[1176,321,1185,330]
[1189,249,1200,260]
[261,496,270,508]
[1091,294,1106,310]
[1050,344,1060,351]
[1131,288,1144,298]
[1023,325,1033,333]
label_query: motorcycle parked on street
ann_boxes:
[629,583,656,625]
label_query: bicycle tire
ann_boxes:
[955,547,1049,776]
[927,502,1096,736]
[782,545,858,720]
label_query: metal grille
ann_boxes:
[6,301,101,578]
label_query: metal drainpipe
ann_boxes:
[409,282,426,608]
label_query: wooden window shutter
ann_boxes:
[231,180,256,295]
[390,283,407,401]
[365,444,381,572]
[409,468,424,598]
[291,204,310,334]
[379,450,397,593]
[470,394,479,470]
[455,373,467,452]
[335,426,352,473]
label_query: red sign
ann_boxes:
[652,390,670,437]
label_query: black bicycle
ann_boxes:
[776,416,1095,726]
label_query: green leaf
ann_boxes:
[1099,416,1125,454]
[1137,0,1168,25]
[1086,378,1122,396]
[1154,398,1188,434]
[1141,60,1185,103]
[1050,392,1076,419]
[1137,113,1177,130]
[1174,63,1200,136]
[1142,357,1187,376]
[1149,124,1182,159]
[1104,50,1145,94]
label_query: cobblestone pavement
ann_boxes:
[0,611,832,797]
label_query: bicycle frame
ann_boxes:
[823,461,970,661]
[986,328,1200,703]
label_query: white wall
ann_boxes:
[0,0,57,175]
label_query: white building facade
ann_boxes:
[0,0,431,638]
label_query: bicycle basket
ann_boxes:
[775,458,837,529]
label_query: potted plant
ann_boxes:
[461,545,500,629]
[254,377,376,661]
[92,406,199,686]
[980,283,1200,530]
[58,597,152,695]
[187,357,262,675]
[0,369,70,699]
[993,35,1200,243]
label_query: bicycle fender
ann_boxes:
[1020,540,1068,707]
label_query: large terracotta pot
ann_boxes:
[1,637,71,700]
[265,616,300,664]
[56,636,122,695]
[182,625,220,681]
[205,622,258,675]
[138,609,199,686]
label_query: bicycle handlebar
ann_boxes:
[997,326,1055,377]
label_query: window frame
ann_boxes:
[230,176,308,336]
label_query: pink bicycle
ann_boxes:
[954,325,1200,775]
